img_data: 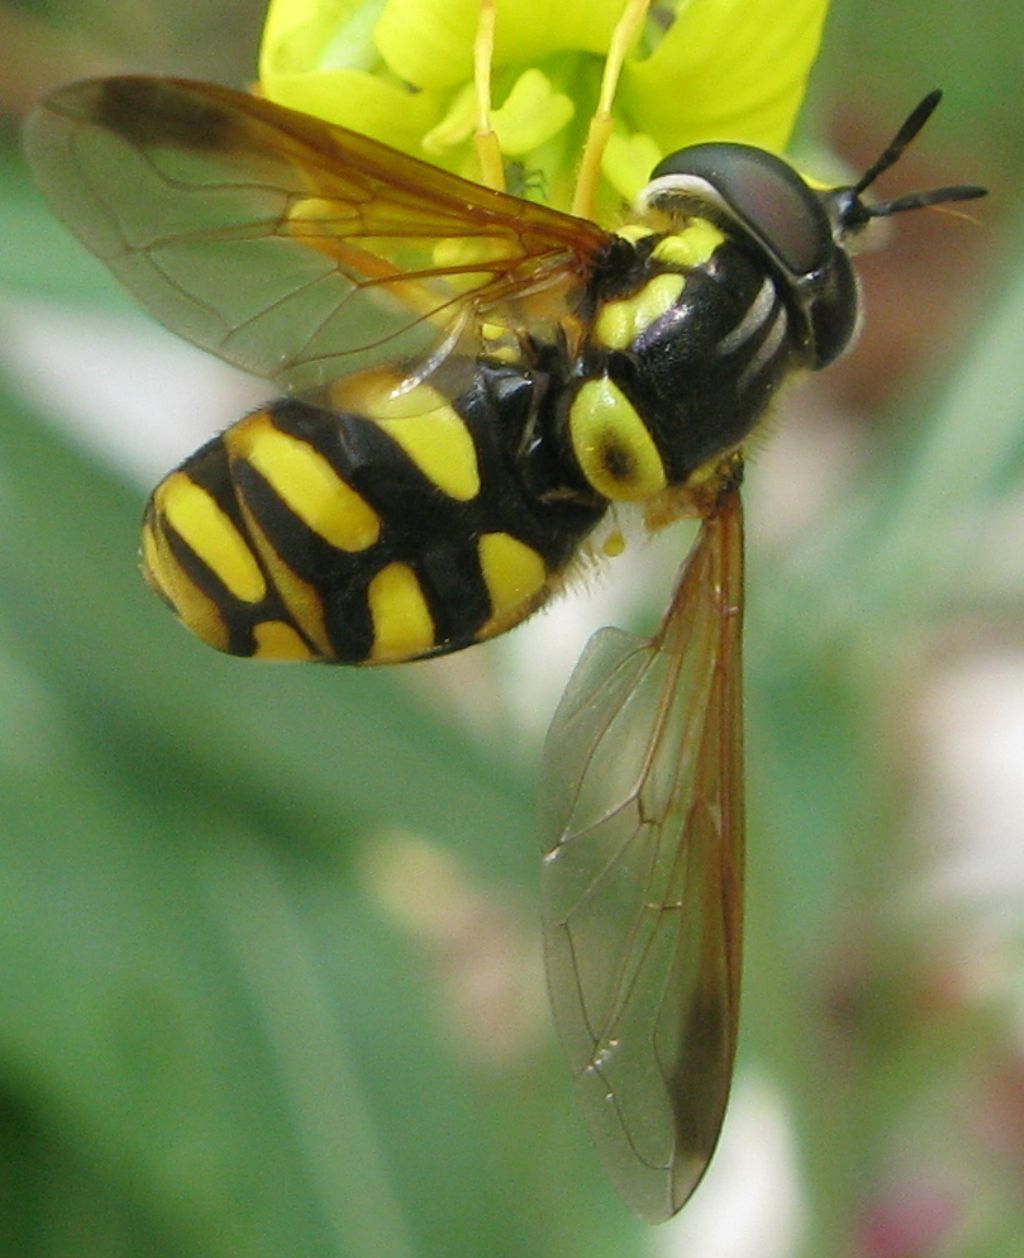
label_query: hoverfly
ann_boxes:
[24,0,985,1223]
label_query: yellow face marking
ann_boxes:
[594,271,686,351]
[141,518,230,651]
[478,532,548,618]
[228,413,380,552]
[156,472,266,603]
[236,503,333,658]
[568,376,667,502]
[651,220,727,269]
[367,562,436,663]
[252,620,318,661]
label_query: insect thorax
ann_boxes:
[562,218,815,506]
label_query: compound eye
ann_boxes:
[649,143,832,279]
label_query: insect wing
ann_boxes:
[540,491,745,1223]
[24,77,611,396]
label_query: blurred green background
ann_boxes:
[1,2,1022,1256]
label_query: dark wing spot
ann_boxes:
[93,78,234,150]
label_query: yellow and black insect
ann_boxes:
[25,3,985,1223]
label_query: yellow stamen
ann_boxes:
[572,0,651,220]
[473,0,506,192]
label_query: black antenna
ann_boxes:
[833,90,987,232]
[852,89,945,196]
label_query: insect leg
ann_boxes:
[571,0,651,220]
[474,0,506,192]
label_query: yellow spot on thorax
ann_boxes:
[155,472,266,603]
[228,412,381,552]
[367,562,436,663]
[614,224,656,245]
[594,271,685,350]
[651,219,726,268]
[568,376,667,502]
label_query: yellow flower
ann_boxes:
[260,0,829,218]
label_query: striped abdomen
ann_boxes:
[142,366,605,663]
[143,221,812,664]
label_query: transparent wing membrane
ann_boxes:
[25,77,611,396]
[540,490,745,1223]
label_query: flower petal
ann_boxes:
[261,0,386,76]
[261,0,443,151]
[602,130,661,203]
[262,68,443,151]
[620,0,829,155]
[259,0,831,215]
[421,83,478,155]
[480,0,639,62]
[490,70,575,157]
[373,0,480,88]
[374,0,634,89]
